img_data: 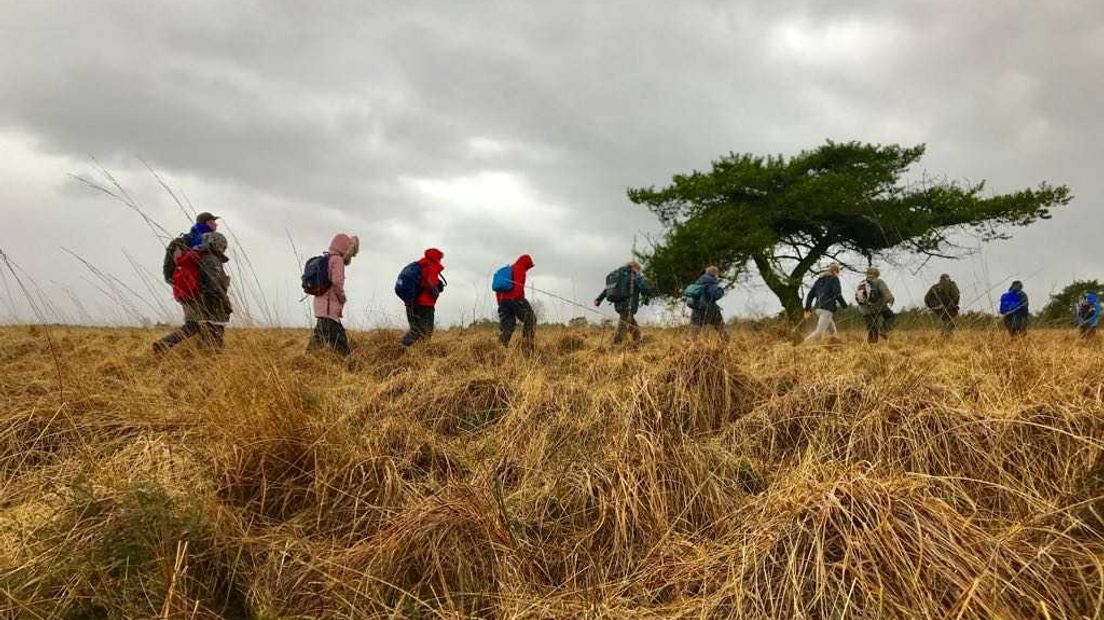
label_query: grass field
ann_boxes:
[1,324,1102,618]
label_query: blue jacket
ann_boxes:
[1077,293,1100,327]
[691,273,725,309]
[186,222,214,248]
[805,274,847,313]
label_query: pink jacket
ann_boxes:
[313,234,357,321]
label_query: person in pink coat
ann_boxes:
[308,233,359,355]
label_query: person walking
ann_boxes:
[162,212,220,285]
[925,274,961,336]
[686,266,729,341]
[998,280,1029,338]
[594,260,652,346]
[154,231,232,353]
[307,233,359,356]
[1075,290,1101,339]
[492,254,536,352]
[803,262,847,343]
[856,266,894,343]
[400,248,446,347]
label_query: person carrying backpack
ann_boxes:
[686,266,729,341]
[925,274,961,336]
[594,260,651,346]
[803,262,847,343]
[153,231,232,353]
[1075,290,1101,339]
[856,266,894,343]
[493,254,536,352]
[998,280,1029,338]
[306,233,360,356]
[399,248,446,347]
[162,212,220,284]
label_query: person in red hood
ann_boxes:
[496,254,536,351]
[401,248,446,347]
[308,233,359,356]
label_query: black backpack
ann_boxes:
[162,235,191,284]
[301,255,332,296]
[603,267,632,303]
[394,261,423,304]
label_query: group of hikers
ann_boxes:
[153,214,1100,355]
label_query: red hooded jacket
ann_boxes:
[416,248,445,307]
[496,254,534,302]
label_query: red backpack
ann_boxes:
[172,249,202,303]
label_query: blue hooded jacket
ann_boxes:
[186,222,214,248]
[1077,292,1101,327]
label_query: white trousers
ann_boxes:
[804,309,837,342]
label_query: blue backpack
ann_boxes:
[301,254,332,296]
[394,261,423,304]
[491,265,514,293]
[999,291,1022,315]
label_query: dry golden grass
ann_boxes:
[0,324,1102,619]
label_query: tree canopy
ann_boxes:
[628,141,1072,320]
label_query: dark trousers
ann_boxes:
[690,305,729,341]
[864,309,895,343]
[936,309,957,336]
[309,317,350,356]
[498,299,536,350]
[1003,314,1028,338]
[401,304,435,346]
[155,321,224,352]
[613,308,641,344]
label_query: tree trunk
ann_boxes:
[751,252,804,322]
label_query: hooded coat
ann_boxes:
[186,222,214,248]
[415,248,445,307]
[313,234,358,321]
[496,254,534,302]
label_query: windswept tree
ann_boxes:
[628,141,1071,320]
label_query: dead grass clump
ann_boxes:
[555,333,588,354]
[417,375,515,435]
[325,483,518,617]
[2,477,248,619]
[642,344,763,434]
[732,467,1102,619]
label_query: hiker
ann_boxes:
[803,262,847,343]
[162,212,221,284]
[925,274,961,336]
[1076,290,1101,339]
[856,267,895,343]
[686,266,729,341]
[153,231,232,353]
[492,254,536,351]
[305,233,360,356]
[594,260,652,346]
[998,280,1029,337]
[398,248,446,347]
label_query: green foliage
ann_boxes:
[1038,280,1104,323]
[629,140,1072,319]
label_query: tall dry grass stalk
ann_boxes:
[0,325,1101,618]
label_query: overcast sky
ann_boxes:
[1,1,1101,328]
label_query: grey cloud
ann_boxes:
[1,0,1101,326]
